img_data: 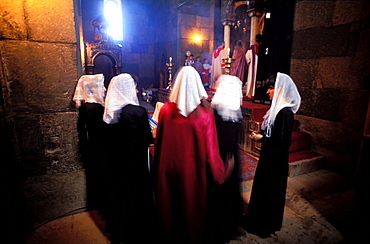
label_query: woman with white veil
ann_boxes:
[244,72,301,238]
[73,74,106,212]
[153,66,233,244]
[103,73,153,244]
[206,75,244,244]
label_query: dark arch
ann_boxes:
[92,52,119,88]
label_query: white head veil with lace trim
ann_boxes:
[212,75,243,122]
[72,74,106,108]
[169,66,208,117]
[103,73,139,124]
[262,72,301,137]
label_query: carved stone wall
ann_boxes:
[0,0,84,235]
[291,0,370,174]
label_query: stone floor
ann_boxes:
[24,169,360,244]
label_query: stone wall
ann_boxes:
[291,0,370,174]
[0,0,85,231]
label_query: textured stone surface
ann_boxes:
[288,156,325,177]
[292,25,351,59]
[13,112,81,176]
[338,89,369,126]
[291,0,369,174]
[295,115,361,172]
[14,115,47,176]
[20,170,87,230]
[298,87,342,121]
[25,0,76,43]
[290,58,318,88]
[0,0,28,39]
[2,40,78,113]
[352,28,370,78]
[139,64,155,78]
[317,56,360,89]
[40,112,81,174]
[332,0,370,26]
[293,0,335,31]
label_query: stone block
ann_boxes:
[338,90,368,126]
[295,115,362,171]
[40,112,81,174]
[290,59,318,88]
[131,25,154,37]
[14,115,47,176]
[20,170,87,229]
[25,0,76,43]
[288,155,325,177]
[199,27,210,41]
[141,54,155,64]
[139,31,155,44]
[297,88,314,116]
[129,13,149,27]
[3,40,78,113]
[293,1,334,31]
[0,0,28,39]
[148,44,154,54]
[139,64,154,78]
[196,16,210,28]
[122,53,140,64]
[121,63,140,76]
[353,29,370,77]
[179,13,197,27]
[131,43,149,54]
[298,88,341,121]
[317,57,359,89]
[333,0,370,27]
[181,25,196,39]
[292,25,351,59]
[313,88,342,121]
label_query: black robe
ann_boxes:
[247,107,294,234]
[205,110,243,244]
[104,104,154,244]
[77,102,106,211]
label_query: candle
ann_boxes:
[227,47,230,58]
[169,57,172,63]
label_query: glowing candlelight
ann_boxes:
[169,57,172,63]
[227,47,230,58]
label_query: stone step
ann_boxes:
[288,149,325,177]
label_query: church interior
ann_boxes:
[1,0,370,243]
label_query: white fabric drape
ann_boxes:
[169,66,208,117]
[262,72,301,137]
[152,101,164,123]
[212,75,243,122]
[211,48,226,89]
[103,73,139,124]
[72,74,106,107]
[245,47,258,98]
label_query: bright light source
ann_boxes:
[266,12,271,19]
[104,0,123,40]
[193,34,202,43]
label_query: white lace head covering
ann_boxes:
[169,66,208,117]
[103,73,139,124]
[262,72,301,137]
[212,75,243,122]
[72,74,106,108]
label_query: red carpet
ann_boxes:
[239,150,258,182]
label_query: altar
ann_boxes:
[239,101,270,157]
[158,88,171,103]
